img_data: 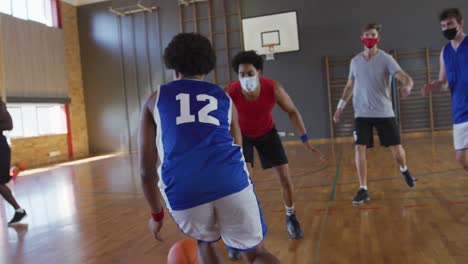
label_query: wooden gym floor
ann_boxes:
[1,134,468,264]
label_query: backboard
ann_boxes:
[242,11,300,60]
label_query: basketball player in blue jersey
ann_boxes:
[422,8,468,171]
[139,33,281,264]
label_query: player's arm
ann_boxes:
[333,79,354,123]
[422,49,449,95]
[0,100,13,131]
[138,92,164,241]
[340,79,355,102]
[275,81,323,158]
[275,81,307,137]
[394,70,414,98]
[229,102,242,146]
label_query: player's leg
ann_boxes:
[271,165,293,209]
[197,241,224,264]
[456,149,468,170]
[256,128,302,239]
[376,118,415,187]
[215,184,281,264]
[0,136,26,225]
[270,164,303,239]
[169,202,223,264]
[353,118,373,204]
[228,135,255,261]
[243,245,281,264]
[454,122,468,171]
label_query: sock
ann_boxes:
[400,166,408,173]
[360,185,368,190]
[285,205,295,216]
[15,208,25,213]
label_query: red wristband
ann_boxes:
[151,209,164,222]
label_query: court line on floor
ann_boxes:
[330,171,468,187]
[312,151,343,264]
[335,186,468,195]
[253,164,331,184]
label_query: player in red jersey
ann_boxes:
[226,51,324,259]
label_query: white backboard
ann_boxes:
[242,11,300,56]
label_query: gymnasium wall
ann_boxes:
[78,0,468,154]
[10,2,90,167]
[78,1,179,154]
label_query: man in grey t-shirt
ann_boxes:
[333,23,416,204]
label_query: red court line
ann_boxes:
[449,201,468,205]
[358,207,382,211]
[403,204,428,209]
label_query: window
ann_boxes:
[12,0,28,20]
[4,103,67,139]
[5,107,23,138]
[1,0,54,27]
[0,1,12,15]
[37,105,67,136]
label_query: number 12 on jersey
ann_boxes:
[176,93,220,126]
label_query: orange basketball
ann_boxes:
[17,161,27,171]
[167,239,199,264]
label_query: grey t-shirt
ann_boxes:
[348,50,402,118]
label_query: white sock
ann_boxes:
[360,186,368,190]
[15,208,25,213]
[400,166,408,173]
[285,205,295,216]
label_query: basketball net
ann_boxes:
[265,44,276,61]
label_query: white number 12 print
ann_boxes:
[176,93,220,126]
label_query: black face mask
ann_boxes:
[443,27,459,40]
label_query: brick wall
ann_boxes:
[61,2,89,159]
[10,135,69,168]
[10,2,89,168]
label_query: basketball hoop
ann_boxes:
[265,44,276,61]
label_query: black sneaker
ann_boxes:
[352,188,370,205]
[228,249,241,261]
[402,170,416,188]
[286,213,304,239]
[8,210,27,225]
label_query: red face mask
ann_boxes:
[361,38,379,49]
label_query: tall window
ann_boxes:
[0,0,54,27]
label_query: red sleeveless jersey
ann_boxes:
[228,77,276,138]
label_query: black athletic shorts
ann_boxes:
[0,134,11,185]
[242,126,288,169]
[354,117,401,148]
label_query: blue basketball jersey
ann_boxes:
[443,36,468,124]
[153,79,251,211]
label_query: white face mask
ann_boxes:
[240,76,259,93]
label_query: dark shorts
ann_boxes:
[354,117,401,148]
[0,135,11,185]
[242,127,288,169]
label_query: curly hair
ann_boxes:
[231,50,264,73]
[164,33,216,76]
